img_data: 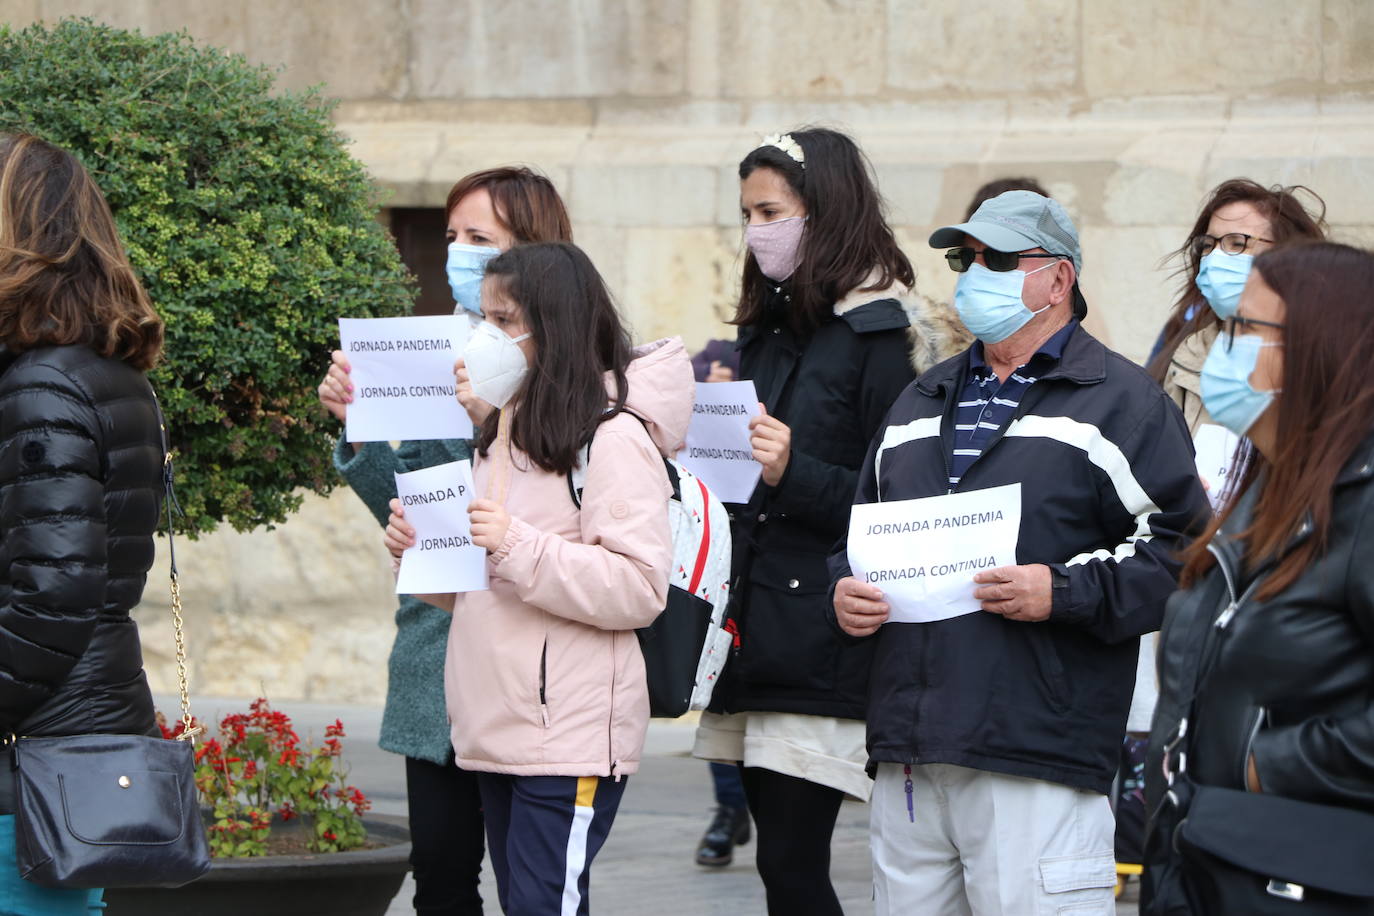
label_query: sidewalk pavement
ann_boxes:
[166,696,1140,915]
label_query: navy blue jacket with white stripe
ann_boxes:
[829,324,1210,794]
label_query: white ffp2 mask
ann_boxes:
[463,321,531,408]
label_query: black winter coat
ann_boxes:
[0,345,164,763]
[830,326,1211,794]
[712,288,915,720]
[1146,437,1374,817]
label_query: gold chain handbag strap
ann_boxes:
[156,395,202,743]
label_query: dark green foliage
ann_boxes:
[0,19,414,534]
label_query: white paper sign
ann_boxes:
[675,381,763,504]
[1193,424,1241,509]
[394,460,488,595]
[340,316,473,443]
[846,484,1022,624]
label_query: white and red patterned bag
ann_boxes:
[571,450,732,717]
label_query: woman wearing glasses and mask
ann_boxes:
[1146,179,1326,436]
[1130,183,1328,897]
[1142,241,1374,914]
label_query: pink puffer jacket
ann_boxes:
[443,337,693,776]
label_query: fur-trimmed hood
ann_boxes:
[904,290,974,376]
[833,272,972,375]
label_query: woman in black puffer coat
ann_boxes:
[693,128,968,916]
[0,134,166,915]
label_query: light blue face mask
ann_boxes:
[447,242,500,316]
[1200,332,1281,436]
[1195,249,1253,320]
[953,261,1058,344]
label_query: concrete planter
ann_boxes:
[103,816,411,916]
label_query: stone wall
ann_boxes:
[5,0,1373,703]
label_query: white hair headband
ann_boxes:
[758,133,805,168]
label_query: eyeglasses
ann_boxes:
[944,247,1064,273]
[1221,315,1286,352]
[1191,233,1273,258]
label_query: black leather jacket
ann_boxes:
[1147,436,1374,816]
[0,345,164,760]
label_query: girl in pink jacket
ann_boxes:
[386,241,693,915]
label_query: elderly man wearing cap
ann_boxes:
[828,191,1209,914]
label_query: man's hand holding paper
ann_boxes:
[973,563,1052,622]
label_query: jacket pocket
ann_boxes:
[1022,626,1070,713]
[737,551,839,693]
[537,637,550,728]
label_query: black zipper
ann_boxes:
[539,639,547,704]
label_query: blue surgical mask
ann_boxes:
[1200,332,1281,436]
[953,261,1057,344]
[447,243,500,316]
[1195,249,1253,320]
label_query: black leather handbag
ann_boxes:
[1144,772,1374,914]
[6,406,211,889]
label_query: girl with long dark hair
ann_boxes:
[385,242,693,916]
[693,127,964,914]
[0,134,166,915]
[317,166,571,915]
[1143,242,1374,913]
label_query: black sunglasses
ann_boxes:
[944,247,1064,273]
[1221,315,1286,352]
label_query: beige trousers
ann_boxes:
[871,762,1116,915]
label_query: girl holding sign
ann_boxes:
[692,128,966,915]
[317,167,571,915]
[385,242,693,916]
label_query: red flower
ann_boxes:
[324,719,345,738]
[277,746,301,767]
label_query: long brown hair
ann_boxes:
[1147,178,1325,382]
[1179,242,1374,599]
[732,127,913,335]
[474,243,633,475]
[0,134,163,370]
[445,166,572,245]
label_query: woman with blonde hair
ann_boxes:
[0,133,166,915]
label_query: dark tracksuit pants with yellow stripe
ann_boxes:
[477,773,627,916]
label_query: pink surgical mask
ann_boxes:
[745,216,807,282]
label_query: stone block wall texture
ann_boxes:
[5,0,1372,704]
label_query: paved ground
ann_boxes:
[170,696,1140,915]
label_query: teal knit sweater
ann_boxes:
[334,437,471,765]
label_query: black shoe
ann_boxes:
[694,805,751,867]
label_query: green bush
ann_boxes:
[0,19,414,534]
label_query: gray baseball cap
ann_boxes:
[929,190,1082,275]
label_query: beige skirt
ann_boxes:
[692,710,873,802]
